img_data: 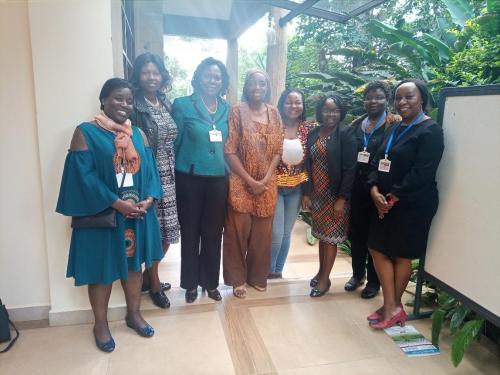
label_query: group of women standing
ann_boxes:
[56,51,443,352]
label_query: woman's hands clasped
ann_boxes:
[112,199,148,219]
[370,186,398,219]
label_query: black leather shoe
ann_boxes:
[310,276,320,288]
[149,290,170,308]
[203,288,222,301]
[361,284,380,299]
[142,282,171,293]
[310,281,331,298]
[185,289,198,303]
[344,276,366,291]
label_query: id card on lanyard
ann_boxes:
[378,113,425,173]
[209,125,223,142]
[357,112,386,164]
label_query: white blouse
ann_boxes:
[282,138,304,166]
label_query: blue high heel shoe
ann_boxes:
[93,329,115,353]
[125,318,154,338]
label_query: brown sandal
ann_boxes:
[248,283,266,292]
[233,285,247,299]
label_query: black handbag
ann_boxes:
[71,207,116,228]
[0,298,19,353]
[70,171,127,229]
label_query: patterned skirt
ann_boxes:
[310,136,349,245]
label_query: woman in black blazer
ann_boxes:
[366,79,444,329]
[303,95,357,297]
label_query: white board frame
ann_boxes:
[422,84,500,327]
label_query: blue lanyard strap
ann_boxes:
[362,112,386,150]
[384,113,425,157]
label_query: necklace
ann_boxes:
[144,95,160,107]
[201,96,218,114]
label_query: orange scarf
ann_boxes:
[95,112,141,174]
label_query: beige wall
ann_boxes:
[0,1,50,319]
[0,0,126,323]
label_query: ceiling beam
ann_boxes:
[278,0,320,27]
[258,0,349,23]
[348,0,388,18]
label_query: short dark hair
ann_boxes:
[394,78,429,112]
[277,89,307,122]
[131,52,172,92]
[315,94,346,123]
[241,69,271,103]
[364,80,392,101]
[191,57,230,96]
[99,78,133,110]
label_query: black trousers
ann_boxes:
[349,184,380,287]
[176,172,228,290]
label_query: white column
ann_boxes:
[27,0,125,325]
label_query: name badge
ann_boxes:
[357,151,370,163]
[209,129,223,143]
[378,158,391,173]
[116,171,134,187]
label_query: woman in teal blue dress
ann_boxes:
[56,78,163,352]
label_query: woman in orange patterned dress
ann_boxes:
[223,69,284,298]
[303,95,357,297]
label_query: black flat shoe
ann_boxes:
[142,282,171,293]
[310,281,331,298]
[203,288,222,301]
[310,276,320,288]
[149,290,170,309]
[93,329,115,353]
[361,284,380,299]
[344,276,366,292]
[125,318,154,338]
[185,289,198,303]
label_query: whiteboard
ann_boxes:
[425,85,500,325]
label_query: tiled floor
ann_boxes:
[2,221,499,375]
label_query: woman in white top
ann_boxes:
[268,89,315,278]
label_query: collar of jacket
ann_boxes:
[190,92,229,122]
[134,90,170,113]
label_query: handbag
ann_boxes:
[71,170,127,229]
[0,298,19,353]
[71,207,116,228]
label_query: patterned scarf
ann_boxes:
[95,112,141,174]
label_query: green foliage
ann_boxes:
[430,292,485,367]
[287,0,499,119]
[451,320,484,366]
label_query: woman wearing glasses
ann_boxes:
[303,95,357,297]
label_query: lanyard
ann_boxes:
[362,112,386,151]
[384,113,425,158]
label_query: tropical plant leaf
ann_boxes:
[298,72,335,82]
[449,303,471,334]
[338,240,352,256]
[306,226,317,246]
[451,320,484,367]
[442,0,475,27]
[487,0,500,14]
[368,20,440,65]
[430,108,438,121]
[432,308,447,347]
[422,33,452,61]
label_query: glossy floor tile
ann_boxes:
[3,220,499,375]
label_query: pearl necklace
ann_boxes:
[144,95,160,107]
[201,96,218,114]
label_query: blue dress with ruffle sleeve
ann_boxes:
[56,122,163,286]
